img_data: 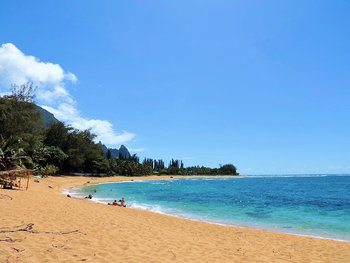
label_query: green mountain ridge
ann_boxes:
[99,143,131,159]
[35,105,59,127]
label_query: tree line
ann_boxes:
[0,84,238,177]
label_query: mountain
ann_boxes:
[99,142,131,159]
[118,145,131,159]
[35,105,59,127]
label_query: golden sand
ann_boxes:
[1,176,349,262]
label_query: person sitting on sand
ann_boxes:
[85,194,93,199]
[108,200,118,206]
[107,198,126,207]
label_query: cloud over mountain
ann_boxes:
[0,43,135,145]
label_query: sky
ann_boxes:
[0,0,349,174]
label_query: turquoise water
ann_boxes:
[72,175,350,241]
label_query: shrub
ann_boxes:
[36,164,58,176]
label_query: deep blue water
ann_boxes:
[72,175,350,241]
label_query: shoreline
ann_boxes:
[65,176,350,243]
[1,175,350,262]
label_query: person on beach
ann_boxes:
[108,198,126,207]
[108,200,118,206]
[119,197,126,207]
[85,194,92,199]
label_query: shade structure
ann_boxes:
[0,169,32,190]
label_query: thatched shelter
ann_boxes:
[0,169,32,190]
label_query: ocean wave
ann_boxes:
[129,202,169,214]
[63,188,86,198]
[90,198,114,204]
[127,202,350,242]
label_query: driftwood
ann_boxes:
[0,224,34,233]
[0,237,21,242]
[0,223,83,235]
[0,223,33,233]
[40,229,81,235]
[0,194,12,200]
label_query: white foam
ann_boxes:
[127,203,350,242]
[63,187,86,198]
[129,203,168,214]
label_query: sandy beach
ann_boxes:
[1,176,349,262]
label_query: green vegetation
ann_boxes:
[148,159,237,176]
[0,84,238,176]
[0,85,44,156]
[0,135,31,170]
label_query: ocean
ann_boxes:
[70,175,350,241]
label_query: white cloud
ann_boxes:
[42,104,135,145]
[0,43,135,146]
[128,147,146,153]
[0,43,76,104]
[37,85,74,103]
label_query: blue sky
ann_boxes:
[0,1,349,174]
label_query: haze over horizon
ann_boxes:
[0,1,349,174]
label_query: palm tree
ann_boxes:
[0,135,31,171]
